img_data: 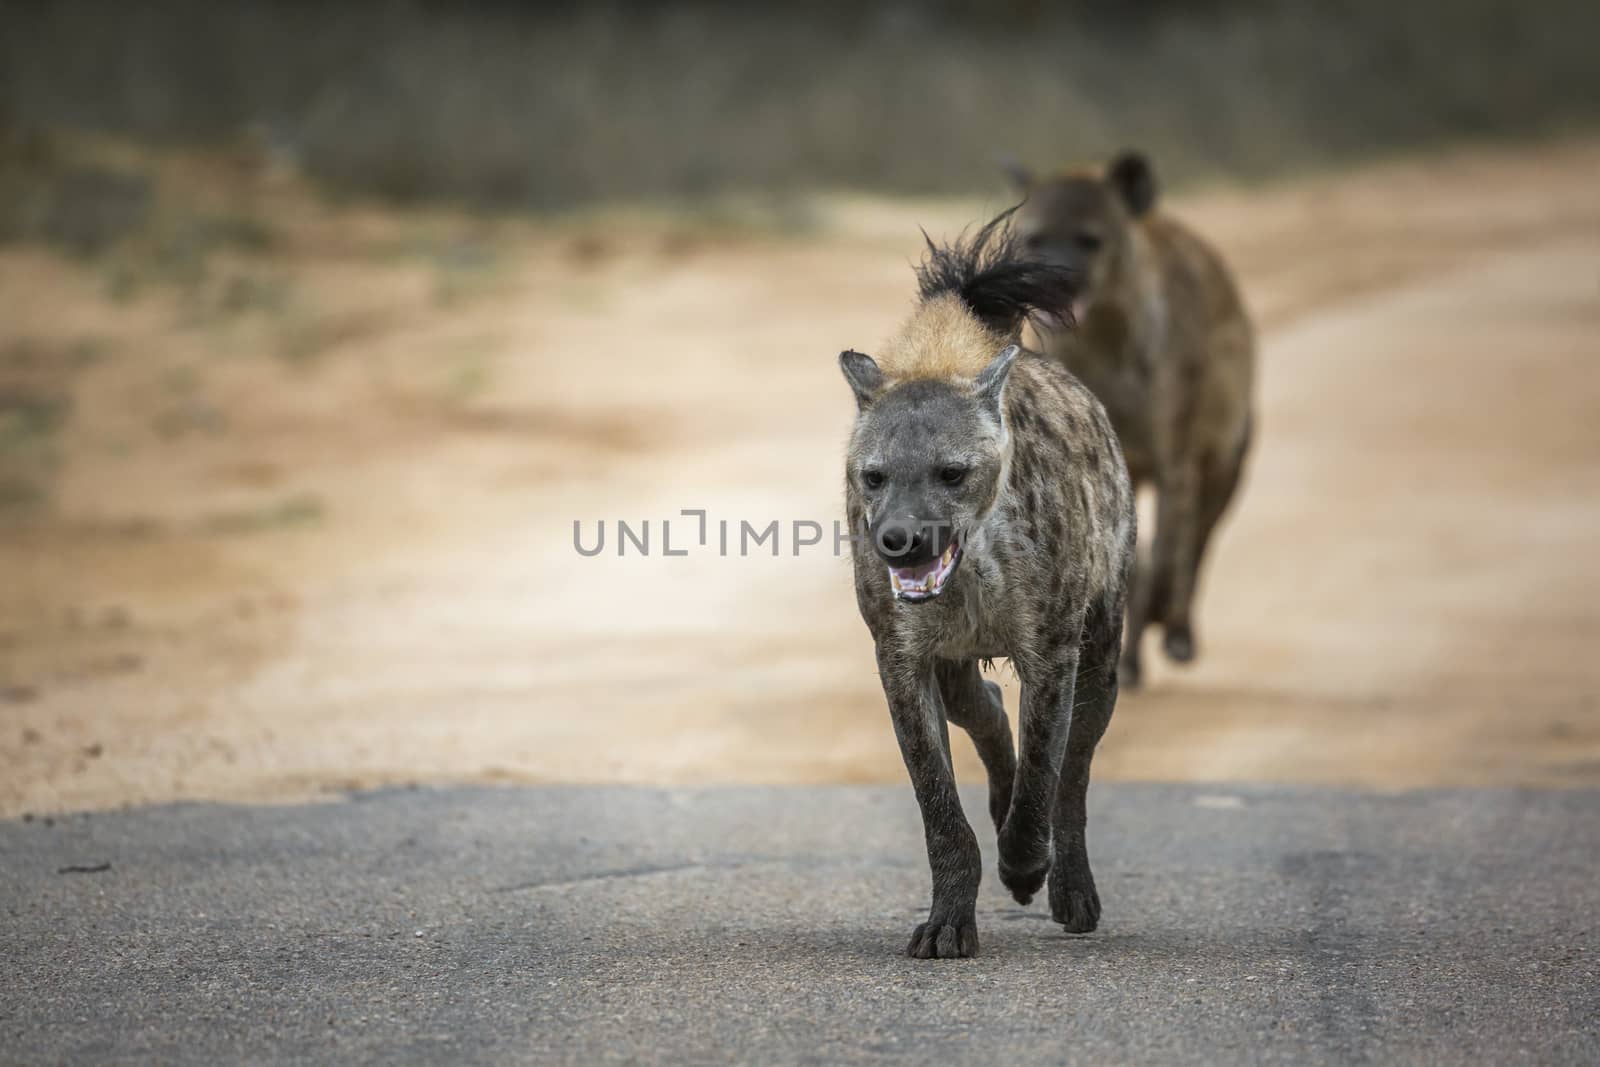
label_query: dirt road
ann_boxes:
[3,139,1598,814]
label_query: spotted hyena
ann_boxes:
[838,209,1135,958]
[1009,151,1254,687]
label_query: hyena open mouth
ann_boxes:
[888,536,963,602]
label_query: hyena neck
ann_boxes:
[1117,227,1167,354]
[1059,242,1163,368]
[931,473,1030,661]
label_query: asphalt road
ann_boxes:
[2,784,1597,1065]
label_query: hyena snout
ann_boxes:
[872,514,964,602]
[872,515,951,568]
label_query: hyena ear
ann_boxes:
[973,344,1020,417]
[839,349,885,411]
[1000,156,1034,193]
[1108,150,1157,217]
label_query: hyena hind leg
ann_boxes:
[1050,602,1122,932]
[935,659,1017,834]
[1150,461,1204,667]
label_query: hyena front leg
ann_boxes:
[996,644,1081,905]
[1051,604,1123,932]
[877,646,983,959]
[1150,460,1203,665]
[1182,425,1251,640]
[935,659,1016,835]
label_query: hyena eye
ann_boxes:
[939,465,969,486]
[1075,232,1103,253]
[862,469,886,490]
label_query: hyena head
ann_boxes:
[1007,150,1156,321]
[838,209,1078,603]
[841,343,1018,601]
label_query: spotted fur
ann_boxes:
[837,210,1135,959]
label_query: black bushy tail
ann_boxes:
[914,205,1079,337]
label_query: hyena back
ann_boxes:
[838,211,1135,959]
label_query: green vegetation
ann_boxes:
[198,492,325,536]
[2,1,1595,210]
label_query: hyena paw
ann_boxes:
[997,850,1050,906]
[907,917,979,959]
[1162,627,1195,664]
[1049,859,1101,933]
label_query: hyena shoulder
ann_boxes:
[1141,214,1251,362]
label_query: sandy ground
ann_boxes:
[2,139,1599,815]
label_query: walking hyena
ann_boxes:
[838,209,1135,958]
[1009,151,1254,687]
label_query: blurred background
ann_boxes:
[2,0,1598,816]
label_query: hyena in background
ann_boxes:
[1009,151,1254,687]
[838,210,1135,958]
